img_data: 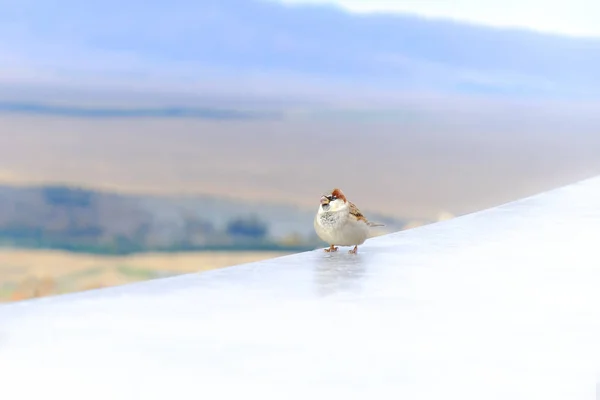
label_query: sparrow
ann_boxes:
[314,188,384,254]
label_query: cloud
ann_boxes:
[277,0,600,37]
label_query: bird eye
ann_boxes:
[330,195,337,200]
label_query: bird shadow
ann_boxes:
[313,251,367,297]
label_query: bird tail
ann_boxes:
[368,221,385,227]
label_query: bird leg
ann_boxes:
[348,245,358,254]
[324,244,338,252]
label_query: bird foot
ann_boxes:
[324,245,338,252]
[348,245,358,254]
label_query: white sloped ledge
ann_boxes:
[1,176,600,400]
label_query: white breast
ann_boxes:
[314,210,369,246]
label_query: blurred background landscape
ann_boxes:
[1,0,600,302]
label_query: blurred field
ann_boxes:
[0,249,290,302]
[2,110,600,221]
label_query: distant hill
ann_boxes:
[1,0,599,100]
[0,102,281,120]
[0,185,413,255]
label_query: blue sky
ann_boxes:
[277,0,600,37]
[1,0,599,102]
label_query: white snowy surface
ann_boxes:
[1,178,600,400]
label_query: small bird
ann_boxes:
[314,188,384,254]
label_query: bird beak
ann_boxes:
[320,196,329,205]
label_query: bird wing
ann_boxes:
[349,201,385,227]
